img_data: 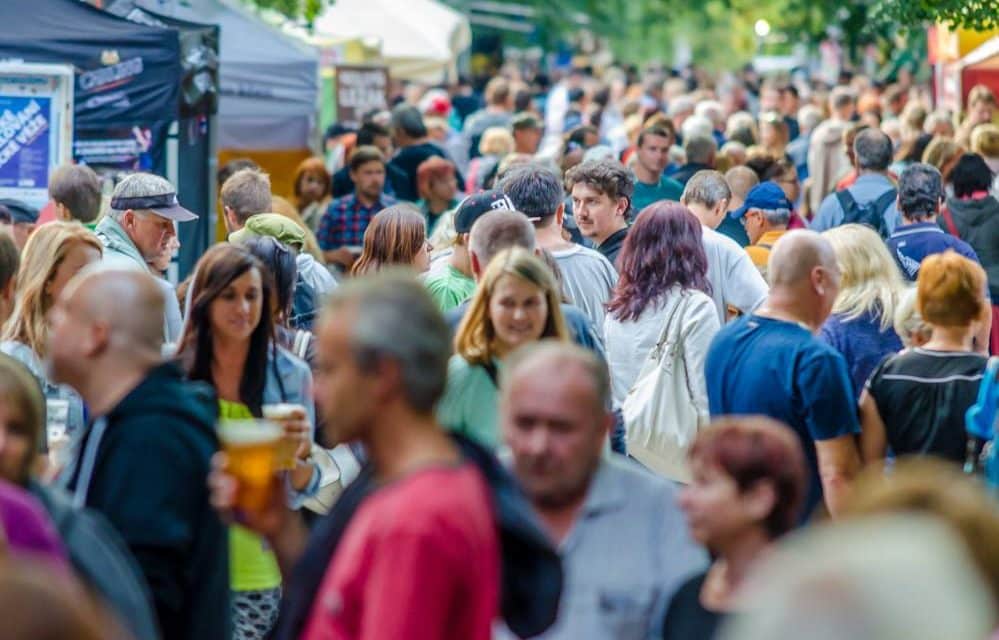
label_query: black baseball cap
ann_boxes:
[453,190,517,233]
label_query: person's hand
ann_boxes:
[326,247,358,270]
[208,452,289,539]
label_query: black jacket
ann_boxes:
[272,434,563,640]
[64,363,227,640]
[596,227,629,268]
[942,195,999,301]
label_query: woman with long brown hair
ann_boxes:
[350,203,430,276]
[176,243,316,640]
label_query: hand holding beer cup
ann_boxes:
[262,404,311,470]
[215,419,283,520]
[208,450,286,538]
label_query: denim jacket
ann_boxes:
[0,340,86,438]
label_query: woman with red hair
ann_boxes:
[292,157,332,233]
[662,416,807,640]
[415,156,460,236]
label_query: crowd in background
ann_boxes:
[0,59,996,640]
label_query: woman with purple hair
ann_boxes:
[604,201,721,479]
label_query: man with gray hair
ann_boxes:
[812,128,902,235]
[671,133,717,186]
[208,273,561,640]
[681,170,768,322]
[807,87,857,213]
[730,181,794,278]
[501,164,617,329]
[706,230,862,520]
[497,340,705,639]
[388,104,461,201]
[888,163,979,280]
[95,172,198,342]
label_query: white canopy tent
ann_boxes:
[313,0,471,83]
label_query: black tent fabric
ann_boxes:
[0,0,180,128]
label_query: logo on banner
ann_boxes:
[79,57,144,93]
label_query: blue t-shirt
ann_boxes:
[820,310,903,402]
[887,221,980,281]
[706,315,860,517]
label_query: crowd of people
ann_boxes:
[0,60,997,640]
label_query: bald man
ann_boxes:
[50,268,228,640]
[498,341,705,640]
[704,230,861,520]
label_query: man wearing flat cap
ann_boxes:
[0,198,39,251]
[95,173,198,343]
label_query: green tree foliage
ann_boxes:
[872,0,998,32]
[243,0,326,22]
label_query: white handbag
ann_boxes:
[621,293,707,482]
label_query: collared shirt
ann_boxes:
[317,193,396,250]
[811,173,902,233]
[497,455,707,640]
[888,221,980,280]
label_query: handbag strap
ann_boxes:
[650,292,692,359]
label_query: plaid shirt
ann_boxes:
[317,193,397,250]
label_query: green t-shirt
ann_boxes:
[218,400,282,593]
[631,176,684,213]
[436,355,499,449]
[425,265,476,313]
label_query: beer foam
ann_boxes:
[217,419,281,445]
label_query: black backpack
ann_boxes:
[32,483,160,640]
[835,188,897,239]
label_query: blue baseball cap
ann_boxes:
[730,181,792,219]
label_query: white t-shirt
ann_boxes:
[701,225,768,322]
[552,244,618,330]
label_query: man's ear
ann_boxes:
[470,251,483,278]
[555,201,565,226]
[616,197,630,218]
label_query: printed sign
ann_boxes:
[334,65,389,128]
[0,96,51,190]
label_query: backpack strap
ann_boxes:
[940,204,961,238]
[834,188,857,218]
[873,188,898,216]
[481,360,500,388]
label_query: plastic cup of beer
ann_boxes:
[262,403,309,470]
[218,419,282,514]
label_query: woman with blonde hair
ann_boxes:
[1,222,102,439]
[350,203,430,276]
[437,247,569,448]
[860,251,991,463]
[465,126,515,193]
[819,224,906,399]
[922,136,965,185]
